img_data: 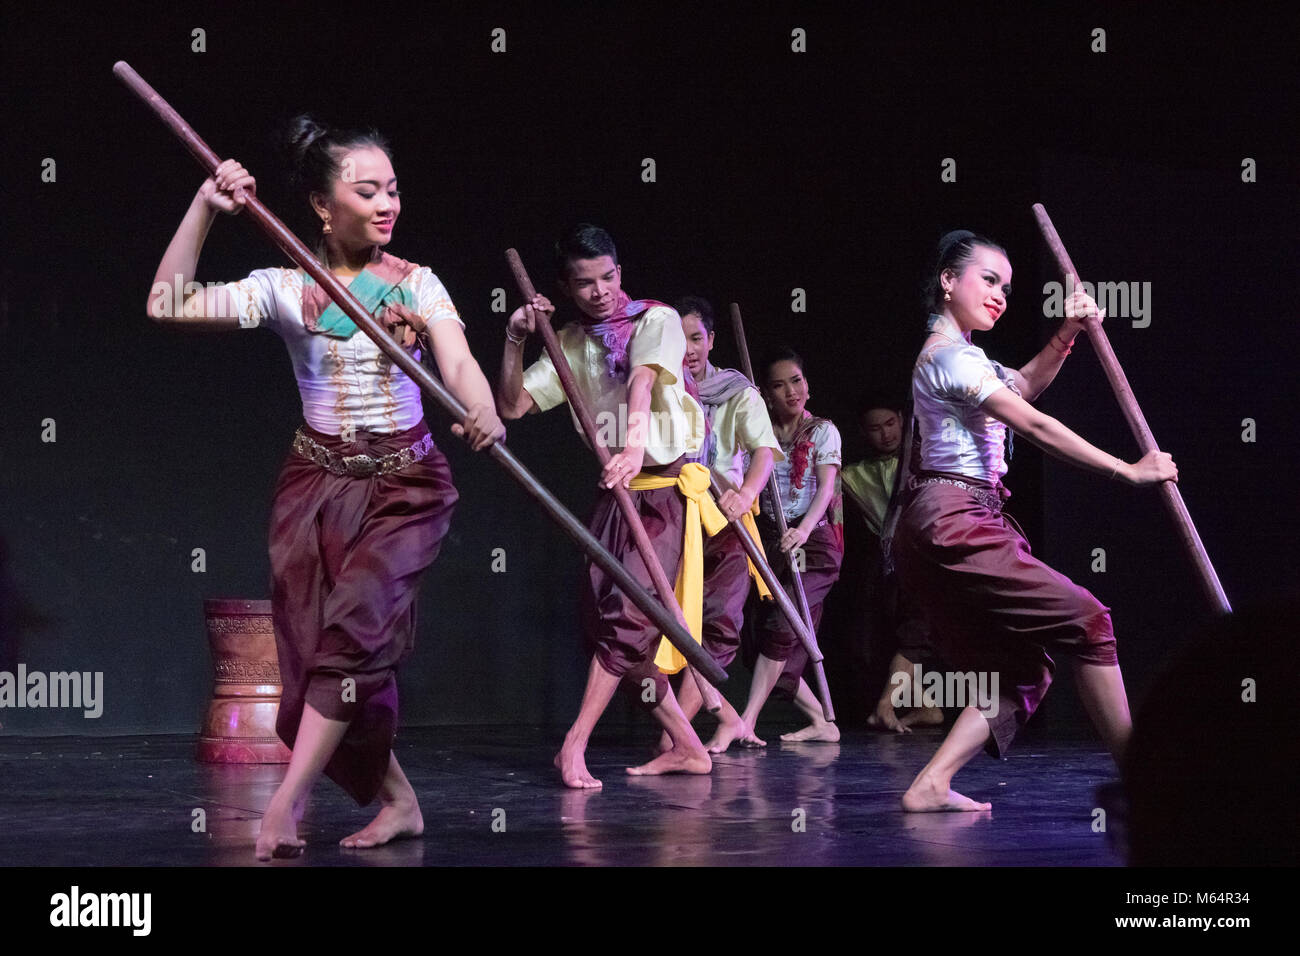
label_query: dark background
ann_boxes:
[2,1,1295,736]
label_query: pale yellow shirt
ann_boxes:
[522,305,705,466]
[702,369,784,489]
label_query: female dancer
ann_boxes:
[737,349,844,745]
[893,230,1176,811]
[147,116,504,857]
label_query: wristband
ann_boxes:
[1048,333,1074,357]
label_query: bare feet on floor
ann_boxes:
[901,706,944,728]
[255,794,306,861]
[340,800,424,849]
[780,720,840,743]
[626,744,712,777]
[867,703,910,733]
[736,726,768,748]
[555,747,603,789]
[901,776,992,812]
[704,712,750,754]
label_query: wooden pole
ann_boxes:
[505,249,725,709]
[708,474,823,663]
[113,60,727,684]
[728,302,836,721]
[1031,203,1231,615]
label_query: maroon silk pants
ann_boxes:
[894,476,1116,756]
[748,519,843,699]
[268,421,457,805]
[580,459,686,709]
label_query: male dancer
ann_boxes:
[668,295,781,752]
[496,224,712,788]
[840,391,942,732]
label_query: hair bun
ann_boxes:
[281,114,329,186]
[937,229,976,258]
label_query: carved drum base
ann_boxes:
[198,598,292,764]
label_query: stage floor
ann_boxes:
[0,725,1124,866]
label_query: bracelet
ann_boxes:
[1048,333,1074,357]
[506,328,526,346]
[1110,458,1122,480]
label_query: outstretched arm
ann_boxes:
[426,319,506,451]
[147,159,255,328]
[982,387,1177,486]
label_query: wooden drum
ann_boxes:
[197,598,292,763]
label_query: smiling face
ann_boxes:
[682,312,714,380]
[943,245,1012,334]
[561,255,623,321]
[862,407,902,456]
[311,146,400,257]
[765,359,809,420]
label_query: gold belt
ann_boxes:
[292,428,433,478]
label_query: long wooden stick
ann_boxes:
[113,60,726,684]
[728,303,836,721]
[1032,204,1231,615]
[708,473,823,663]
[505,249,725,709]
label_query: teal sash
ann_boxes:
[302,257,417,339]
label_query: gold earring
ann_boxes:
[322,216,332,235]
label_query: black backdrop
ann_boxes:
[2,1,1295,735]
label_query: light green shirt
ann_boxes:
[841,455,897,535]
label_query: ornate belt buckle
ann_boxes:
[341,454,379,477]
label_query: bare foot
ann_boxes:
[868,703,911,734]
[780,720,841,743]
[901,777,992,812]
[900,706,945,728]
[554,748,602,789]
[704,712,749,754]
[626,745,712,777]
[340,800,423,849]
[736,727,768,748]
[255,795,306,861]
[655,731,673,755]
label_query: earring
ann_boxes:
[322,216,332,235]
[944,290,951,301]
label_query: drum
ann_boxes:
[197,598,291,763]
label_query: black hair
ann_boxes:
[922,229,1008,312]
[281,114,392,201]
[759,347,804,387]
[857,388,902,417]
[675,295,715,333]
[554,223,619,279]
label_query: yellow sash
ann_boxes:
[630,463,772,675]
